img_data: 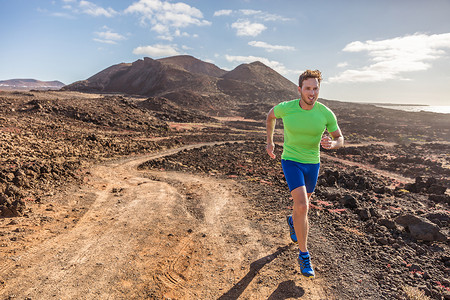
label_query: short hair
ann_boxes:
[298,70,322,87]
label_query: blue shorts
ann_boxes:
[281,159,320,193]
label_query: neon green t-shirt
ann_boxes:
[274,99,339,164]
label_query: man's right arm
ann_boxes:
[266,107,277,159]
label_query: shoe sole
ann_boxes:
[286,215,297,243]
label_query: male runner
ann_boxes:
[266,70,344,278]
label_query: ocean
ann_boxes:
[374,105,450,114]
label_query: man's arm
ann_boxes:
[266,107,277,159]
[320,127,344,150]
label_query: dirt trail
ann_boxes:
[321,153,414,184]
[0,143,330,299]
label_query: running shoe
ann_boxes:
[298,252,315,278]
[286,215,297,243]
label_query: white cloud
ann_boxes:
[93,29,126,44]
[240,9,260,16]
[60,0,117,17]
[38,7,75,18]
[330,32,450,83]
[218,10,289,37]
[248,41,295,52]
[132,44,180,57]
[79,0,117,17]
[93,38,116,45]
[213,9,232,17]
[231,20,266,37]
[51,11,76,19]
[239,9,291,22]
[157,35,174,41]
[213,9,290,22]
[337,62,348,68]
[225,54,292,76]
[175,29,190,37]
[125,0,210,40]
[202,58,215,64]
[152,23,169,34]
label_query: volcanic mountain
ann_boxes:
[63,55,298,116]
[0,79,65,91]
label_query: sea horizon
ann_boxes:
[369,103,450,114]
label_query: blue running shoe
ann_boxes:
[298,252,315,278]
[286,215,297,243]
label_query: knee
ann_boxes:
[294,201,309,214]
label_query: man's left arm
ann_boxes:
[321,128,344,150]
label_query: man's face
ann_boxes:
[298,78,320,106]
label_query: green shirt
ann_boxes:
[274,99,338,164]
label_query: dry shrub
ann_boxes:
[402,285,431,300]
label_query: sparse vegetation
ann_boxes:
[403,285,432,300]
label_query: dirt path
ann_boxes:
[0,143,330,299]
[321,153,414,184]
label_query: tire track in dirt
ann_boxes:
[0,142,331,299]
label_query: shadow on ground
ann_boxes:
[218,245,304,300]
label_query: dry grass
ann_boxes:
[403,285,431,300]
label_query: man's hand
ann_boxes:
[321,133,344,150]
[266,142,276,159]
[320,136,333,150]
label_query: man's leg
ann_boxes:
[291,186,312,252]
[291,186,315,278]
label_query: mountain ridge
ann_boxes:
[0,79,65,91]
[63,55,298,116]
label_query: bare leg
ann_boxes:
[291,186,312,252]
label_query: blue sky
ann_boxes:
[1,0,450,105]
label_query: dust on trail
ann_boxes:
[0,143,330,300]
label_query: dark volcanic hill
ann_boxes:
[0,79,65,91]
[158,55,227,77]
[63,55,298,117]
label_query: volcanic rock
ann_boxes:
[357,208,371,220]
[378,218,400,230]
[425,211,450,227]
[406,176,447,194]
[341,194,359,209]
[395,214,447,242]
[428,194,450,204]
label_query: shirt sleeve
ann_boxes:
[273,101,288,118]
[324,107,339,133]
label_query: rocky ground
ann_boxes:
[140,140,449,299]
[0,90,449,299]
[330,143,450,188]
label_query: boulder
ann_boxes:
[429,194,450,204]
[428,184,447,195]
[340,194,358,209]
[406,176,447,194]
[395,214,447,242]
[425,211,450,227]
[357,208,371,220]
[378,218,399,230]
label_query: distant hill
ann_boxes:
[0,79,65,91]
[63,55,298,116]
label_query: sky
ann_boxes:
[1,0,450,106]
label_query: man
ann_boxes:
[266,70,344,278]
